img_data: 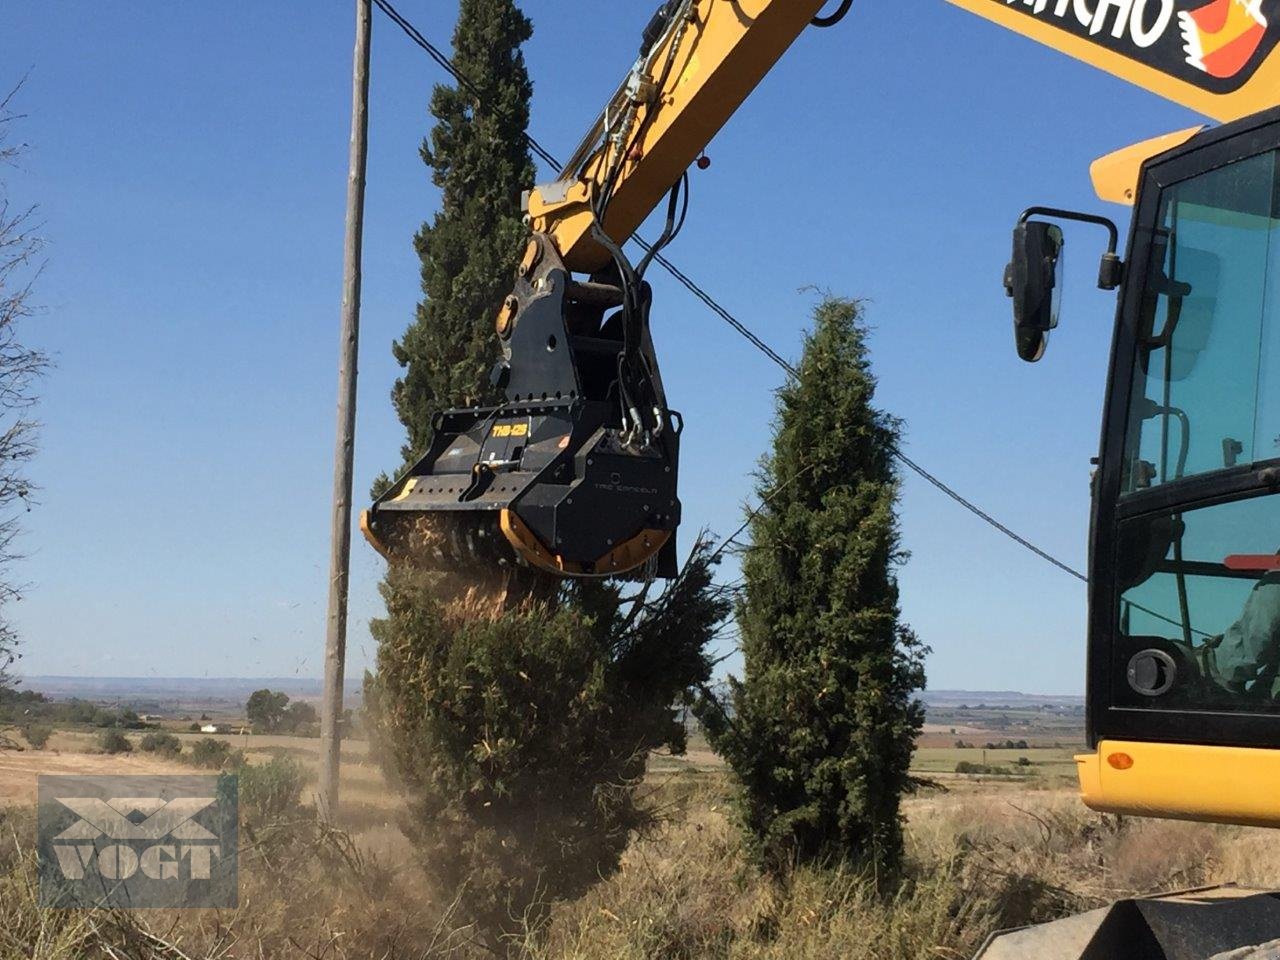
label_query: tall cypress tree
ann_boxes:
[390,0,535,466]
[368,544,729,936]
[367,1,733,936]
[699,297,927,877]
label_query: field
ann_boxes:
[4,694,1275,958]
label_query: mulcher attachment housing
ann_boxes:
[364,233,682,580]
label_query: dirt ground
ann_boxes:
[0,729,390,824]
[0,750,191,806]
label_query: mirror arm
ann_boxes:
[1018,206,1124,290]
[1018,206,1119,253]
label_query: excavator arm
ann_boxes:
[364,0,1280,583]
[363,0,834,579]
[529,0,831,273]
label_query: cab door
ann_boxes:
[1091,107,1280,756]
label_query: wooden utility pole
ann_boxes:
[320,0,372,818]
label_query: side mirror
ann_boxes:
[1004,220,1064,363]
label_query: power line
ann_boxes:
[371,0,1090,586]
[371,0,561,170]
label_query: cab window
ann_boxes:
[1122,150,1280,493]
[1116,495,1280,713]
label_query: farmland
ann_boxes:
[3,684,1278,958]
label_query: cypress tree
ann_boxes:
[699,297,927,877]
[368,545,730,936]
[389,0,535,466]
[366,1,733,936]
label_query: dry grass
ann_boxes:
[526,775,1280,960]
[0,800,479,960]
[0,807,197,960]
[3,763,1280,958]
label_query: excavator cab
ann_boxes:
[1008,106,1280,828]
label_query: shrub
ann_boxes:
[955,761,1011,776]
[20,723,52,749]
[188,737,233,769]
[98,729,132,754]
[138,731,182,758]
[238,755,309,827]
[367,542,728,937]
[282,700,318,736]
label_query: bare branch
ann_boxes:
[0,78,46,692]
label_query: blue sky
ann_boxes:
[2,2,1202,693]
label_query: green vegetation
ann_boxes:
[368,544,730,937]
[97,729,132,754]
[912,746,1080,784]
[139,731,182,758]
[188,737,236,770]
[701,297,926,877]
[246,689,289,731]
[246,689,319,735]
[19,722,51,749]
[955,761,1012,776]
[284,699,318,732]
[383,0,535,474]
[237,754,309,827]
[363,0,735,940]
[0,689,151,730]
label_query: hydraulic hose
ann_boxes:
[812,0,853,27]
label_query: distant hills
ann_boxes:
[921,689,1083,707]
[14,675,361,702]
[15,676,1082,707]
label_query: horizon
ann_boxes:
[10,673,1083,702]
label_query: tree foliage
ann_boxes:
[246,689,289,733]
[284,699,318,732]
[366,1,734,937]
[19,722,50,749]
[366,542,730,936]
[245,689,319,735]
[386,0,536,470]
[189,737,236,770]
[0,82,49,695]
[699,297,927,877]
[98,729,132,755]
[139,731,182,758]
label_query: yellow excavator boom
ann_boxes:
[529,0,829,273]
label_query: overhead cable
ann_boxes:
[371,0,1091,586]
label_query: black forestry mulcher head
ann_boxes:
[362,231,683,581]
[362,399,681,578]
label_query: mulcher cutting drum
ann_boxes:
[363,233,682,580]
[363,399,680,578]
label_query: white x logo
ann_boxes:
[53,797,217,842]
